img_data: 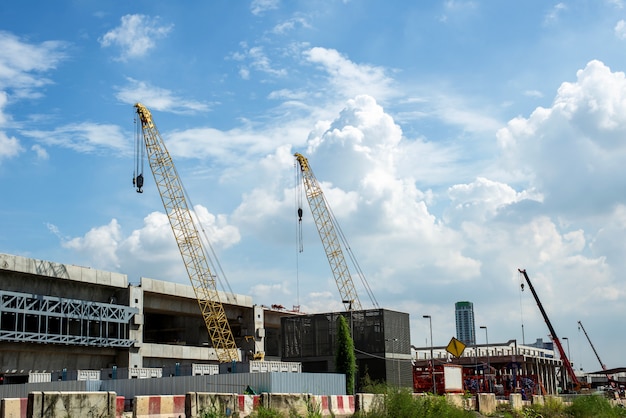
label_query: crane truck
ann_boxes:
[518,269,588,392]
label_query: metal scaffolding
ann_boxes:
[0,289,137,348]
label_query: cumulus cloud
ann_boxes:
[62,219,122,270]
[496,60,626,214]
[99,14,173,61]
[61,205,240,285]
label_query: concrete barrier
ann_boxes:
[532,394,544,405]
[0,398,27,418]
[134,395,185,418]
[186,393,238,418]
[265,393,309,417]
[237,394,260,416]
[356,393,383,414]
[116,396,125,418]
[328,395,354,417]
[476,393,496,415]
[27,391,116,418]
[509,393,522,410]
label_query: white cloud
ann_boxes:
[272,17,311,34]
[31,144,48,160]
[62,205,241,285]
[236,46,287,78]
[544,3,567,25]
[447,177,542,223]
[62,219,122,270]
[99,14,173,61]
[250,0,280,15]
[0,131,22,160]
[615,19,626,39]
[496,60,626,213]
[20,122,129,154]
[304,47,396,102]
[0,31,67,98]
[115,78,211,113]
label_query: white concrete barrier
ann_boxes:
[27,391,116,418]
[0,398,27,418]
[134,395,185,418]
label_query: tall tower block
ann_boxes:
[455,301,476,346]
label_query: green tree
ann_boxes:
[335,314,356,395]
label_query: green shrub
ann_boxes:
[566,394,626,418]
[353,386,473,418]
[251,405,285,418]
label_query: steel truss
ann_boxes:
[0,289,137,348]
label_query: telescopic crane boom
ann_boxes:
[578,320,605,370]
[133,103,238,363]
[518,268,583,391]
[294,152,378,311]
[577,320,615,387]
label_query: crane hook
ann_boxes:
[134,173,144,193]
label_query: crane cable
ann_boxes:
[322,191,380,309]
[518,269,526,345]
[181,179,237,304]
[295,160,303,308]
[133,112,145,193]
[134,111,235,302]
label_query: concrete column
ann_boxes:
[128,285,144,368]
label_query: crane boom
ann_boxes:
[295,152,378,311]
[577,320,605,370]
[518,269,581,390]
[134,103,238,363]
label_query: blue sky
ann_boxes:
[2,0,626,373]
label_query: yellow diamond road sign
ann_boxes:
[446,337,466,358]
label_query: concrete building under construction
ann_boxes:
[0,252,296,382]
[0,252,411,389]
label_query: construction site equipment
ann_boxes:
[578,320,616,388]
[518,268,587,392]
[294,152,379,311]
[133,103,238,363]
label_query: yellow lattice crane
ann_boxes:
[133,103,239,363]
[294,152,379,311]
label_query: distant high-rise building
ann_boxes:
[455,301,475,345]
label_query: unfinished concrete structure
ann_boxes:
[0,252,296,382]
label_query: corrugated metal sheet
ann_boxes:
[0,373,345,400]
[0,379,100,399]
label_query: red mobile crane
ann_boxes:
[518,269,587,392]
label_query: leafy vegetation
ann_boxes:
[496,394,626,418]
[335,314,356,395]
[352,386,474,418]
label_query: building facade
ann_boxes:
[455,301,476,346]
[0,252,298,382]
[281,309,413,390]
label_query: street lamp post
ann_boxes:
[563,337,571,391]
[480,326,489,392]
[423,315,435,394]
